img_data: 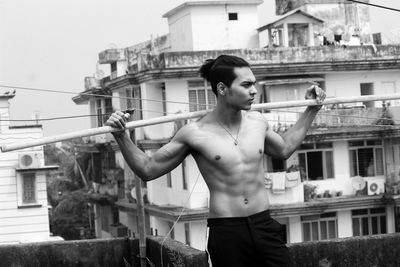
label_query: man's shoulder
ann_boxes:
[173,121,200,141]
[246,110,266,122]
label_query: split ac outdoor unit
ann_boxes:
[18,152,40,169]
[367,179,385,196]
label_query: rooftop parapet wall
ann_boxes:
[288,233,400,267]
[127,45,400,73]
[0,238,135,267]
[1,233,400,266]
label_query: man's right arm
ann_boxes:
[106,111,191,181]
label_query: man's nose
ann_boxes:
[250,86,257,95]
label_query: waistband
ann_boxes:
[207,209,271,227]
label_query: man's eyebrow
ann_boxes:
[241,80,257,85]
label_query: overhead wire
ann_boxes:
[0,84,212,108]
[2,84,400,127]
[345,0,400,13]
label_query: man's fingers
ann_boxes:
[106,112,129,129]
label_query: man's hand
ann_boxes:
[105,110,134,137]
[305,84,326,108]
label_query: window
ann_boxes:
[372,33,382,45]
[298,142,334,180]
[126,86,143,120]
[352,208,387,236]
[302,212,337,242]
[103,98,113,124]
[167,172,172,188]
[334,34,342,44]
[360,83,374,108]
[184,223,191,245]
[101,206,111,232]
[96,99,103,127]
[349,139,384,177]
[188,80,216,112]
[111,62,117,79]
[162,86,167,115]
[228,13,238,20]
[103,151,116,170]
[182,161,188,190]
[263,155,286,172]
[22,173,36,204]
[168,222,175,239]
[112,206,119,224]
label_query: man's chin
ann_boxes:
[243,104,252,110]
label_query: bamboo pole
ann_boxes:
[2,93,400,152]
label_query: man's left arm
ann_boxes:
[264,85,326,159]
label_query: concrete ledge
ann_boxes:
[0,238,136,267]
[146,236,208,267]
[288,233,400,267]
[1,233,400,266]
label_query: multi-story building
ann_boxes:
[0,91,59,244]
[73,0,400,250]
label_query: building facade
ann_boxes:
[0,92,59,244]
[74,0,400,250]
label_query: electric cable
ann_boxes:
[0,84,212,108]
[2,84,400,127]
[160,171,201,267]
[346,0,400,13]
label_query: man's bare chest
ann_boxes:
[188,123,266,165]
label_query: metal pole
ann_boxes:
[3,93,400,152]
[131,129,147,267]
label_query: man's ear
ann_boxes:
[217,82,226,96]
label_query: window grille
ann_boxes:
[352,208,387,236]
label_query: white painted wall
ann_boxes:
[167,3,259,51]
[288,216,302,243]
[191,5,259,50]
[337,210,353,238]
[0,98,53,244]
[189,221,207,250]
[165,80,190,113]
[168,10,193,51]
[140,82,174,139]
[386,206,395,234]
[325,70,400,107]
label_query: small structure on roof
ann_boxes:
[258,9,324,47]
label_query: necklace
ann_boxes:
[216,119,242,146]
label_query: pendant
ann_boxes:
[244,198,248,204]
[234,140,238,145]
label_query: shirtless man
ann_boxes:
[106,55,325,267]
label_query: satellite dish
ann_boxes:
[352,176,366,190]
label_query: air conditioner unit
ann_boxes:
[367,179,385,196]
[18,152,41,169]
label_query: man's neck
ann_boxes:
[212,104,243,127]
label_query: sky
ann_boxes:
[0,0,399,137]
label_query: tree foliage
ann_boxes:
[45,139,94,240]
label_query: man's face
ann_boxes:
[227,67,257,110]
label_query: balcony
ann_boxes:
[263,105,400,141]
[2,233,400,266]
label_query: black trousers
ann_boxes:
[207,210,291,267]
